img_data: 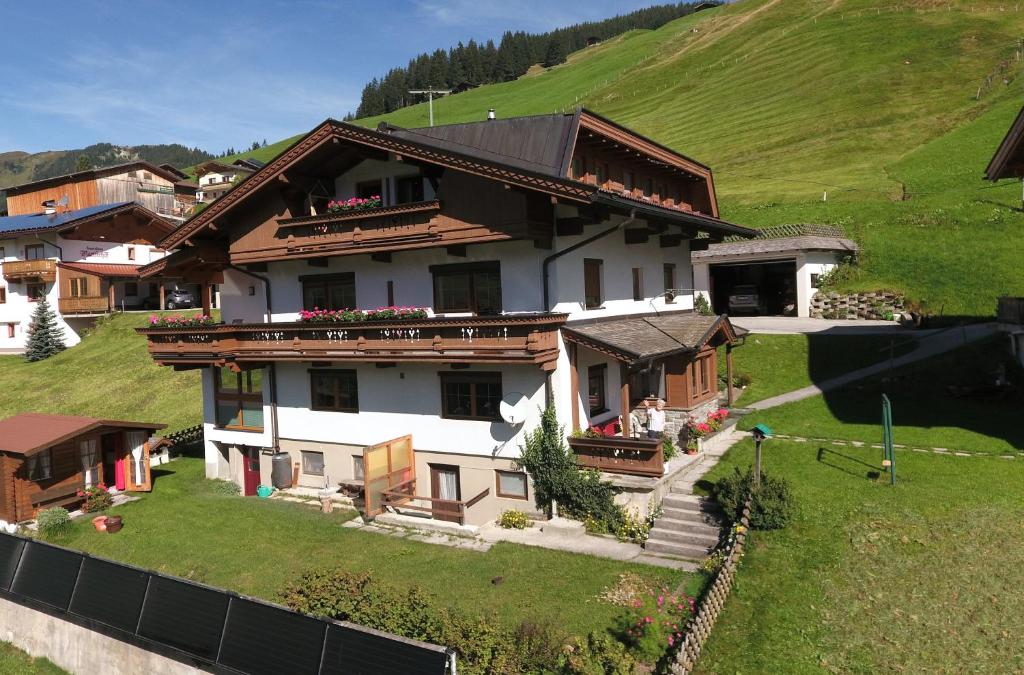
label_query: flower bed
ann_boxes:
[326,196,381,212]
[148,314,217,328]
[78,484,112,512]
[297,306,429,323]
[685,408,730,452]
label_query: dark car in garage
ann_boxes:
[727,284,766,315]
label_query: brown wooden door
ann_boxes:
[429,464,461,523]
[242,447,261,497]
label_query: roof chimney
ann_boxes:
[487,108,496,121]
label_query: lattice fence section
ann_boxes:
[811,291,904,320]
[718,223,847,243]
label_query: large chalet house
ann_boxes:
[0,203,182,350]
[135,110,754,526]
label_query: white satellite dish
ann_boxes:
[499,392,529,425]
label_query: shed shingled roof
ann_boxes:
[0,413,166,456]
[562,313,737,364]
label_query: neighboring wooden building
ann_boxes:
[0,413,164,523]
[2,161,193,221]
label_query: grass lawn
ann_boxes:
[59,457,691,638]
[0,643,65,675]
[720,333,917,406]
[0,312,203,433]
[693,438,1024,673]
[738,335,1024,455]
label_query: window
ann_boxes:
[127,171,138,178]
[214,367,264,430]
[440,372,502,421]
[127,246,136,261]
[301,451,325,477]
[27,450,52,481]
[69,278,88,297]
[644,178,654,197]
[301,273,356,311]
[24,244,44,260]
[625,172,635,192]
[495,470,528,500]
[310,369,359,412]
[6,323,15,339]
[143,171,152,180]
[352,455,365,481]
[632,267,644,302]
[431,261,501,314]
[663,263,676,304]
[395,175,424,204]
[26,283,45,302]
[125,282,138,297]
[356,179,382,200]
[588,364,607,415]
[584,258,603,309]
[810,273,821,289]
[691,351,714,399]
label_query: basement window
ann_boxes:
[301,451,325,477]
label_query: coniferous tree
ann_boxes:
[74,155,93,172]
[24,297,65,362]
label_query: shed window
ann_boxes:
[584,258,603,309]
[310,370,359,412]
[431,261,501,314]
[79,439,99,487]
[301,273,356,311]
[440,372,502,421]
[214,367,264,431]
[588,364,608,415]
[27,450,52,481]
[301,451,325,477]
[495,470,528,500]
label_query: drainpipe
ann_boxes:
[541,208,637,312]
[225,264,281,454]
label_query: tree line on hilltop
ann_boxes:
[352,2,713,119]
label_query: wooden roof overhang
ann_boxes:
[56,262,143,279]
[562,313,738,366]
[136,313,568,371]
[159,119,598,251]
[0,413,166,457]
[53,203,177,246]
[986,104,1024,181]
[137,243,228,283]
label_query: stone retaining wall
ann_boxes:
[810,291,904,320]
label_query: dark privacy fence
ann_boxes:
[0,532,452,675]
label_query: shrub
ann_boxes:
[617,586,695,663]
[713,467,795,530]
[78,484,112,513]
[562,631,636,674]
[699,549,726,575]
[662,434,678,461]
[615,502,661,544]
[694,294,713,316]
[735,372,753,388]
[208,479,241,496]
[36,507,72,540]
[497,509,530,529]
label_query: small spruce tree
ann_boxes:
[24,296,66,362]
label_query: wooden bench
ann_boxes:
[30,484,83,510]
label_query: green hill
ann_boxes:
[0,313,202,432]
[221,0,1024,317]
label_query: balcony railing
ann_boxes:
[997,297,1024,325]
[380,478,490,525]
[136,313,566,368]
[58,296,111,315]
[568,435,665,477]
[2,259,56,283]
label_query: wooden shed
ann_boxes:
[0,413,166,523]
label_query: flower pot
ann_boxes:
[104,516,123,534]
[256,485,274,499]
[92,516,107,532]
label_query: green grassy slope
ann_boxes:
[0,313,202,432]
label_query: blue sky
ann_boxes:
[0,0,663,154]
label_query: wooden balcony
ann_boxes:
[568,435,664,477]
[58,296,111,315]
[997,297,1024,325]
[137,313,567,369]
[2,259,56,283]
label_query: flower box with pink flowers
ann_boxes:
[326,196,381,213]
[297,306,430,324]
[148,314,218,328]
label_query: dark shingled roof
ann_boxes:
[386,112,578,178]
[0,413,165,456]
[691,235,858,260]
[562,313,737,364]
[986,103,1024,181]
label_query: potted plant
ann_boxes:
[104,515,123,533]
[78,484,113,513]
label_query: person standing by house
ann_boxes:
[629,407,645,439]
[645,399,666,440]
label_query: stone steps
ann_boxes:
[644,537,715,560]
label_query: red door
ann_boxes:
[242,447,261,496]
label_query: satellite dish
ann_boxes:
[499,392,529,425]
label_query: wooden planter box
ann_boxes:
[568,436,664,477]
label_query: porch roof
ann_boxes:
[561,312,738,365]
[56,262,143,278]
[690,234,857,261]
[0,413,166,456]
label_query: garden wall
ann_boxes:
[810,291,904,320]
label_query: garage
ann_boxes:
[708,259,797,316]
[691,225,859,318]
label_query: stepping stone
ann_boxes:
[954,452,971,457]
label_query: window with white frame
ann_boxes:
[301,451,325,476]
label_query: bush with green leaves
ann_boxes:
[497,509,530,529]
[36,507,73,540]
[694,293,713,316]
[208,479,241,496]
[713,466,795,530]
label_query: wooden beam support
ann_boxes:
[623,228,649,245]
[371,252,393,263]
[159,283,165,311]
[306,257,328,267]
[569,343,580,432]
[556,217,586,237]
[620,363,631,437]
[202,283,213,316]
[690,239,710,252]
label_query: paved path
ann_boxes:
[732,316,905,334]
[747,322,998,410]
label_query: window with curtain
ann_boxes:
[24,243,44,260]
[79,438,99,487]
[440,372,502,421]
[301,451,325,476]
[27,450,52,481]
[495,470,528,499]
[214,367,264,430]
[301,273,356,311]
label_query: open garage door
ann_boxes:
[710,259,797,316]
